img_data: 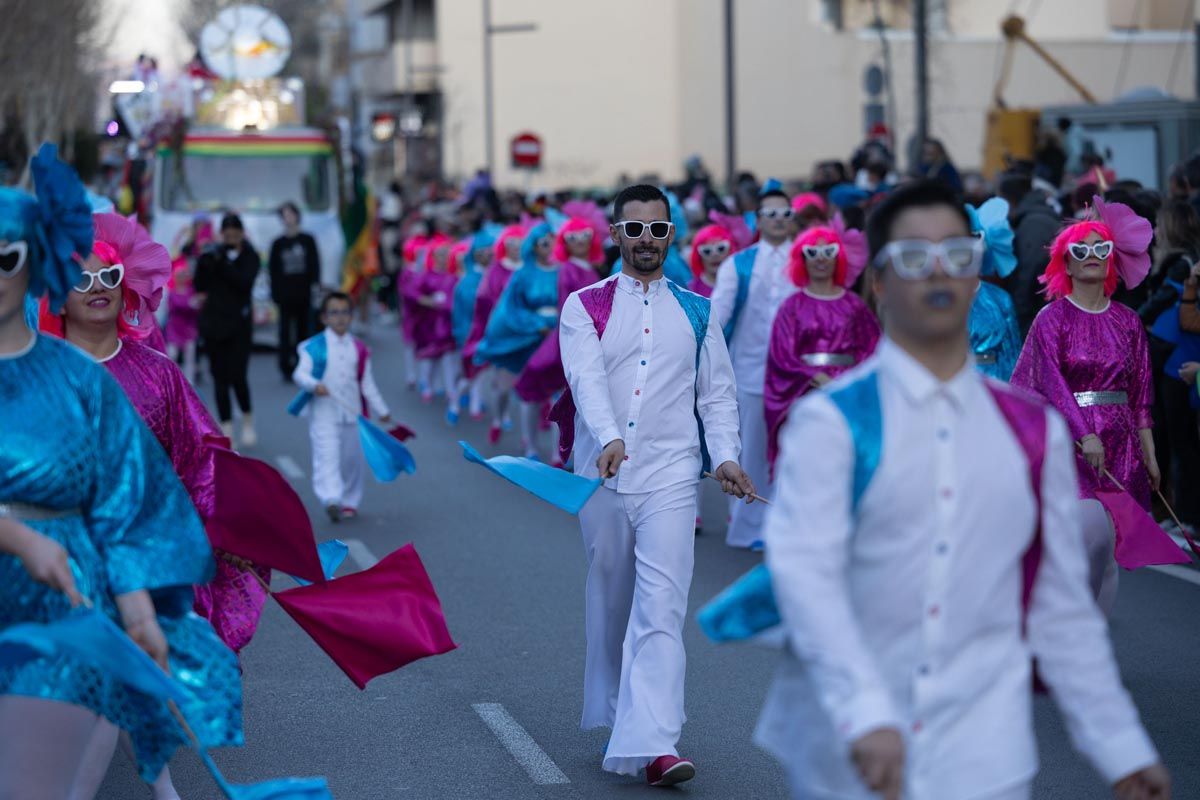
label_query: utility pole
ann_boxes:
[724,0,736,189]
[481,0,536,175]
[913,0,930,174]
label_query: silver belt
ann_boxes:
[1073,391,1128,408]
[975,351,998,365]
[0,502,81,521]
[801,352,855,367]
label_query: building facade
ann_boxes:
[353,0,1199,189]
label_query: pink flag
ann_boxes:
[272,544,457,689]
[1095,489,1189,569]
[206,445,326,584]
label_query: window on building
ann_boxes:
[387,0,436,43]
[1109,0,1194,31]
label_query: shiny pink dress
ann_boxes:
[513,259,598,403]
[687,275,715,298]
[412,270,459,359]
[1011,298,1154,507]
[764,289,881,466]
[103,339,270,652]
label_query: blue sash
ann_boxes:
[722,246,757,344]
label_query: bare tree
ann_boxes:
[0,0,112,183]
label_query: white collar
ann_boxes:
[616,272,665,296]
[878,337,977,412]
[1066,295,1111,314]
[97,339,123,363]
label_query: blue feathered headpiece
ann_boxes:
[472,223,503,253]
[521,221,554,265]
[662,188,689,243]
[965,198,1016,278]
[0,143,92,313]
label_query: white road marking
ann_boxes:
[471,703,570,785]
[343,539,379,570]
[274,455,305,480]
[1149,564,1200,587]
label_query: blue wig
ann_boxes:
[521,221,554,265]
[966,198,1017,278]
[0,143,92,312]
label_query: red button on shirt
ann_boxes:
[623,455,630,461]
[644,328,650,334]
[912,721,923,733]
[634,389,641,396]
[929,605,940,618]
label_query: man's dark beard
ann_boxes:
[621,242,665,274]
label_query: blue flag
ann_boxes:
[0,611,188,701]
[359,416,417,481]
[459,441,601,514]
[696,564,781,643]
[288,539,350,588]
[0,612,333,799]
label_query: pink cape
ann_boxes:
[513,260,597,404]
[104,341,270,651]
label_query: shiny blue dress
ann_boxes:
[0,334,242,780]
[475,264,560,373]
[453,265,486,350]
[969,282,1022,382]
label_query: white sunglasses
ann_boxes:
[758,207,795,220]
[1067,240,1114,262]
[873,238,983,280]
[802,243,840,261]
[73,263,125,293]
[563,229,593,244]
[0,241,28,279]
[613,220,674,240]
[697,242,730,259]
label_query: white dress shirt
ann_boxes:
[756,338,1157,799]
[293,329,389,424]
[710,239,795,396]
[560,272,740,494]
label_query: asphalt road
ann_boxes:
[99,318,1200,800]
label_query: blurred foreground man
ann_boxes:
[757,181,1169,800]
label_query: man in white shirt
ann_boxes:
[757,181,1169,800]
[560,184,755,787]
[711,182,796,549]
[292,292,391,523]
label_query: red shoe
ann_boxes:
[341,507,358,520]
[646,755,695,787]
[488,423,502,444]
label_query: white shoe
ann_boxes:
[220,421,234,440]
[240,414,257,448]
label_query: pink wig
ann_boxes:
[93,213,170,340]
[41,240,135,339]
[494,225,526,263]
[424,234,453,272]
[689,224,734,278]
[403,234,428,264]
[449,240,472,274]
[553,217,604,265]
[1041,220,1119,300]
[791,192,828,218]
[787,215,868,288]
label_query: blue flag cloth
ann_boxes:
[196,748,332,800]
[459,440,601,514]
[0,611,189,702]
[696,564,780,642]
[0,612,333,799]
[287,539,350,588]
[359,416,417,481]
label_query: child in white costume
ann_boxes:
[291,291,391,522]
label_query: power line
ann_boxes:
[1113,0,1144,97]
[1166,0,1193,93]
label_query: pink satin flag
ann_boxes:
[1095,489,1189,569]
[206,444,326,585]
[273,544,457,689]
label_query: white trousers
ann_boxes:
[727,389,770,548]
[310,419,364,509]
[578,482,697,776]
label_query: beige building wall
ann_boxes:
[434,0,1196,189]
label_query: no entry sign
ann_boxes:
[510,132,542,169]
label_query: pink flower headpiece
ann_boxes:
[1089,195,1152,290]
[92,212,170,337]
[706,209,755,250]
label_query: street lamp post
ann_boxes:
[724,0,736,190]
[913,0,930,174]
[481,0,536,174]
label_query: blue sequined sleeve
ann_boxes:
[85,369,214,598]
